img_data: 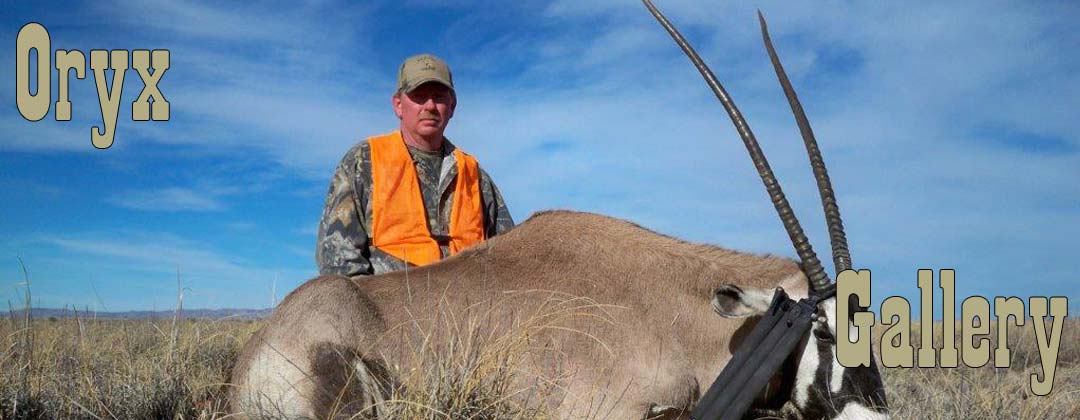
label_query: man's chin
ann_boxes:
[413,127,444,138]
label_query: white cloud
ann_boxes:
[107,187,224,211]
[19,231,314,309]
[2,116,95,152]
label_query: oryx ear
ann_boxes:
[712,285,776,318]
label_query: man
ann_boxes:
[316,54,514,276]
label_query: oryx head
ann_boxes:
[644,1,888,418]
[713,284,888,419]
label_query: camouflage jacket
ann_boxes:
[315,136,514,277]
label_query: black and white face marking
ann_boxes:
[711,284,889,419]
[790,297,889,420]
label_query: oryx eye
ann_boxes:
[813,327,835,343]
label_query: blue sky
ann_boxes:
[2,0,1077,314]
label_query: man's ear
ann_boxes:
[391,92,403,119]
[712,285,776,318]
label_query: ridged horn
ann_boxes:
[641,0,832,293]
[757,11,852,273]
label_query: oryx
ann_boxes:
[229,1,888,418]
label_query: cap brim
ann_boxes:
[403,77,454,93]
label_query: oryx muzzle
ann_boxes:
[694,289,834,420]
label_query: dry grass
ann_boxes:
[1,309,1076,419]
[0,314,258,419]
[353,293,601,420]
[880,318,1080,419]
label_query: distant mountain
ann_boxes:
[8,307,273,320]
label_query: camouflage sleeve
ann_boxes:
[315,143,374,277]
[479,167,514,237]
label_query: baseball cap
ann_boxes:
[397,54,454,93]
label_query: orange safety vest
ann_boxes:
[368,130,486,266]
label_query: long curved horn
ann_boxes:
[757,11,851,273]
[642,0,832,293]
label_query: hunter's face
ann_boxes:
[394,82,455,141]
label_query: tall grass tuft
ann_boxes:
[356,291,621,419]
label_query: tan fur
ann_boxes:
[230,210,809,419]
